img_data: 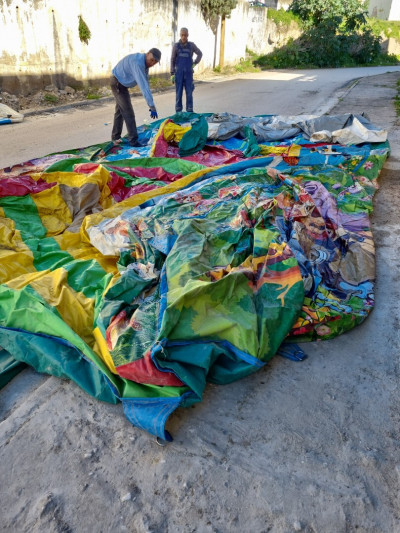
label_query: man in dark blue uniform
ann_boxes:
[170,28,203,113]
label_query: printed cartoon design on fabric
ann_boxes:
[0,112,389,439]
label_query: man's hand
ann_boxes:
[170,75,175,84]
[149,108,158,120]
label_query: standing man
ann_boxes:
[170,28,202,113]
[110,48,161,146]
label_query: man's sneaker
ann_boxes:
[129,139,147,147]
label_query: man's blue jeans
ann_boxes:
[175,71,194,113]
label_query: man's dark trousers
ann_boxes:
[110,75,138,145]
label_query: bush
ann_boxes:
[256,38,308,69]
[255,0,392,69]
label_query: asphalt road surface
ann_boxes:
[1,67,400,533]
[1,66,400,169]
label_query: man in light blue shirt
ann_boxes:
[110,48,161,146]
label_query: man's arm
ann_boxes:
[131,59,155,108]
[191,43,203,65]
[170,43,178,74]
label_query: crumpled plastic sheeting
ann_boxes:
[206,112,304,142]
[0,112,391,440]
[206,112,387,145]
[310,116,387,145]
[297,113,387,144]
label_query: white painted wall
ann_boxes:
[389,1,400,20]
[368,0,397,20]
[0,0,298,95]
[368,0,388,19]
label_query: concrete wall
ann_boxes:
[368,0,400,21]
[368,0,397,20]
[389,1,400,21]
[0,0,298,96]
[0,0,188,94]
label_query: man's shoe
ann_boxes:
[129,139,147,147]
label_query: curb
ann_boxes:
[20,75,235,118]
[312,77,362,116]
[23,96,115,117]
[22,84,178,117]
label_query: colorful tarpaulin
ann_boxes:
[0,112,389,439]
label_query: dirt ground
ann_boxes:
[0,72,400,533]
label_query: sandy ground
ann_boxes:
[1,71,400,533]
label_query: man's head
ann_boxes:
[180,28,189,44]
[146,48,161,68]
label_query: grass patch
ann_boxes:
[235,49,261,73]
[44,93,58,103]
[369,18,400,41]
[365,52,400,66]
[85,87,101,100]
[149,76,172,91]
[211,49,261,75]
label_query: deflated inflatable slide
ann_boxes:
[0,112,389,440]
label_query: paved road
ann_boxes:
[1,66,400,168]
[1,68,400,532]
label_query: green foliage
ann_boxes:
[234,56,260,73]
[44,93,58,103]
[369,18,400,41]
[256,42,398,69]
[78,15,91,45]
[84,86,100,99]
[200,0,237,23]
[256,38,307,69]
[267,8,300,30]
[208,49,261,74]
[149,76,172,91]
[367,53,400,66]
[259,0,384,68]
[289,0,368,31]
[297,22,381,67]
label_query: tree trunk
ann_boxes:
[219,15,226,68]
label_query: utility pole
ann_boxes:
[219,15,225,68]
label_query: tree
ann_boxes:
[290,0,368,31]
[200,0,238,68]
[286,0,381,67]
[200,0,237,22]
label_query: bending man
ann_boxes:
[110,48,161,146]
